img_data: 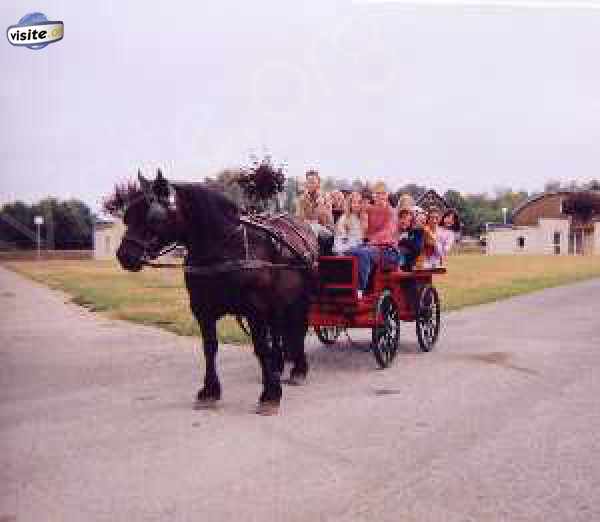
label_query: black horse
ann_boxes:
[113,171,316,414]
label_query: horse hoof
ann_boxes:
[256,401,280,416]
[287,374,307,386]
[194,398,219,410]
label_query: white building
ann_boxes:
[94,220,125,260]
[487,191,600,256]
[93,219,184,260]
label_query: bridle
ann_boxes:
[121,234,179,266]
[122,182,180,267]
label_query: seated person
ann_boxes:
[345,182,397,296]
[330,190,346,224]
[397,193,415,211]
[396,208,424,271]
[296,169,333,233]
[333,192,364,254]
[412,206,428,269]
[439,208,460,261]
[423,206,452,269]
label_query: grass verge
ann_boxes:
[3,255,600,343]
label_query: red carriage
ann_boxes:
[309,254,445,368]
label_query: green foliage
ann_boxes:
[0,197,94,249]
[441,189,530,237]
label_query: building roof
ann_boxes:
[416,190,448,212]
[512,190,600,225]
[511,190,573,221]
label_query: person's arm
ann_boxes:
[414,229,424,253]
[445,230,456,254]
[296,195,306,220]
[423,226,436,252]
[399,229,422,270]
[334,215,346,236]
[436,229,455,264]
[360,209,369,239]
[398,235,417,257]
[318,204,334,228]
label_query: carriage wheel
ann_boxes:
[371,291,400,368]
[315,326,344,345]
[416,285,441,352]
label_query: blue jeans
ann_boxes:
[345,245,377,290]
[346,246,406,291]
[382,247,406,270]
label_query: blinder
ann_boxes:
[147,200,169,225]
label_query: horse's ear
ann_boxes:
[154,168,171,200]
[138,170,151,194]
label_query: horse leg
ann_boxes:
[286,303,309,386]
[268,315,285,375]
[249,318,282,415]
[270,325,285,375]
[195,315,222,406]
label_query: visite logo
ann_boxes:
[7,12,63,50]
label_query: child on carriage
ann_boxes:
[333,191,364,254]
[422,206,454,269]
[396,207,424,271]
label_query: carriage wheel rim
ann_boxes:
[373,293,399,366]
[417,286,440,349]
[316,325,344,345]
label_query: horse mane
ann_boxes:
[173,182,240,240]
[103,182,143,217]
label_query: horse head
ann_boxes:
[116,169,178,272]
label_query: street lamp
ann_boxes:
[34,215,44,259]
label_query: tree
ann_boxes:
[0,198,94,249]
[0,201,34,247]
[586,179,600,191]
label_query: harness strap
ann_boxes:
[184,259,306,276]
[243,223,249,261]
[239,216,314,267]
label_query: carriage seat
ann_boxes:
[316,255,358,300]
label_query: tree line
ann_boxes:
[0,198,94,250]
[207,171,600,237]
[1,177,599,250]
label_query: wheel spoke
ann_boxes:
[371,293,400,368]
[416,286,441,352]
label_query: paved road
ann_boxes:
[1,266,599,522]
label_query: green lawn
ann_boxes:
[4,255,600,343]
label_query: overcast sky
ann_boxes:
[2,0,600,211]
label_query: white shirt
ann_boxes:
[333,213,364,254]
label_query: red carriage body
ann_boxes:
[308,255,446,368]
